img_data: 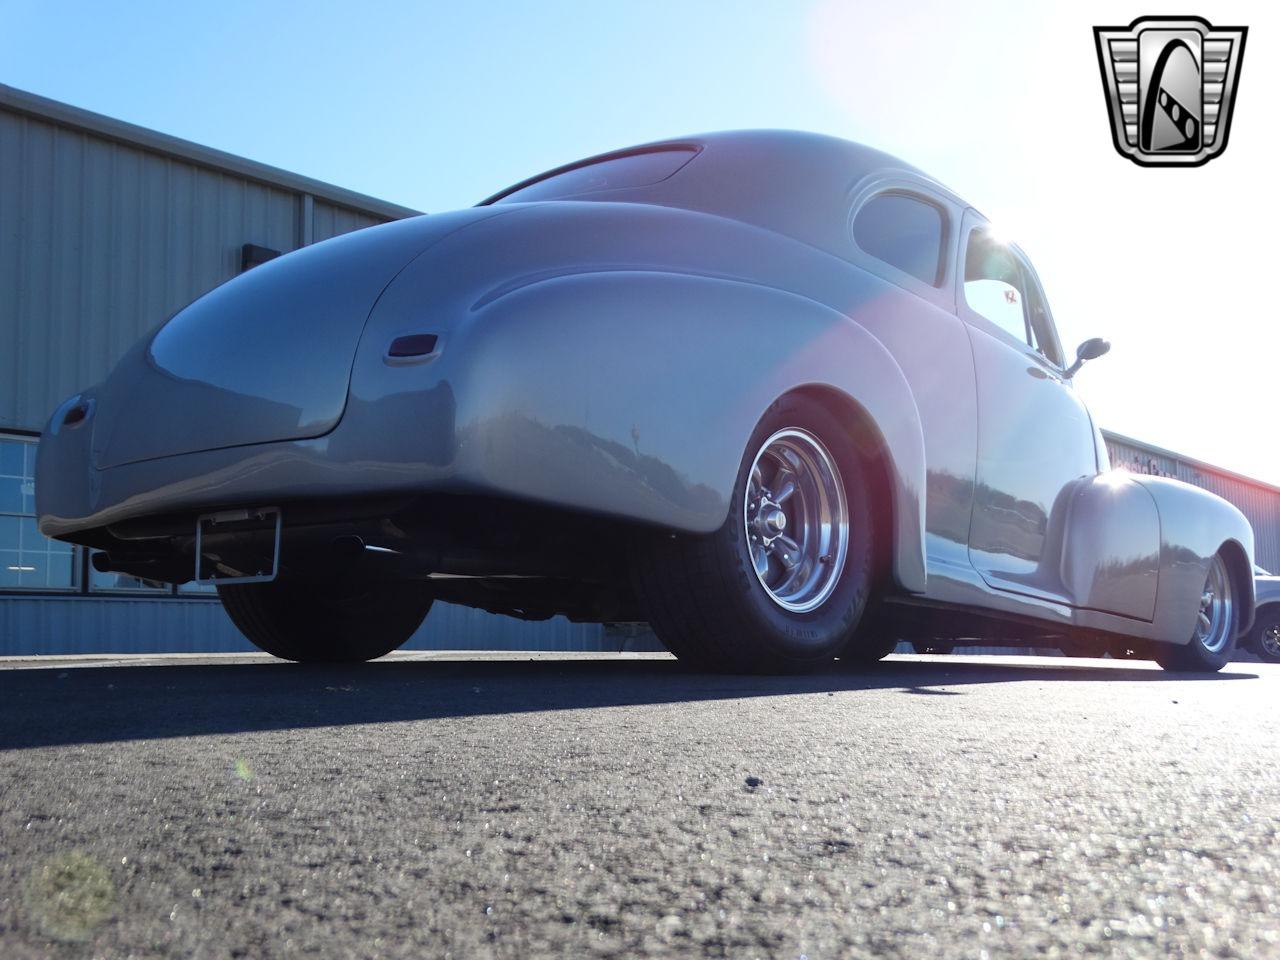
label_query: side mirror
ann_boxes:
[1064,337,1110,378]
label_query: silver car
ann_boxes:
[36,131,1255,672]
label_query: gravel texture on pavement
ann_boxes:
[0,651,1277,959]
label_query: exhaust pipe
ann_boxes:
[330,535,365,559]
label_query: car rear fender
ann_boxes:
[425,270,927,593]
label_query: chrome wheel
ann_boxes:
[743,428,849,614]
[1260,623,1280,660]
[1192,555,1233,654]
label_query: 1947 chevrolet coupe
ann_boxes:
[36,131,1255,672]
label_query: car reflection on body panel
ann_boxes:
[37,131,1255,673]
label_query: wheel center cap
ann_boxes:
[764,507,786,532]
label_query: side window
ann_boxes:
[963,229,1029,344]
[1020,272,1064,367]
[852,194,944,286]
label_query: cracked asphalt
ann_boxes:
[0,651,1277,959]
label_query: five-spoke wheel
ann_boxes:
[1154,552,1238,672]
[635,395,876,672]
[744,429,849,614]
[1192,554,1234,655]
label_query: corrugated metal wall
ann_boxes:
[0,89,570,659]
[0,106,392,433]
[312,200,385,243]
[1105,433,1280,572]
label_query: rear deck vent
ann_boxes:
[387,334,440,359]
[61,400,91,428]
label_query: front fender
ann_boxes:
[1130,475,1256,642]
[1060,473,1160,620]
[426,270,927,593]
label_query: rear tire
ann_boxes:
[218,580,433,662]
[838,601,900,667]
[634,395,877,673]
[1249,606,1280,664]
[1153,553,1237,672]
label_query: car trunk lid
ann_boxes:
[90,211,489,469]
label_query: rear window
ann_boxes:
[491,148,696,204]
[852,193,945,286]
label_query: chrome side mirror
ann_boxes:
[1064,337,1110,378]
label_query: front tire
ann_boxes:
[218,580,433,662]
[634,395,877,673]
[1153,553,1237,672]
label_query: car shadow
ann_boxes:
[0,656,1258,751]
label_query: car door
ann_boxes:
[957,211,1099,604]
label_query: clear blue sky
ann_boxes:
[3,0,1277,480]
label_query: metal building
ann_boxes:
[0,83,615,654]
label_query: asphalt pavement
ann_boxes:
[0,651,1277,959]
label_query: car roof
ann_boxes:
[483,129,970,258]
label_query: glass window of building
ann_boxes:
[87,550,172,593]
[0,434,78,589]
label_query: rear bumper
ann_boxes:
[37,378,462,542]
